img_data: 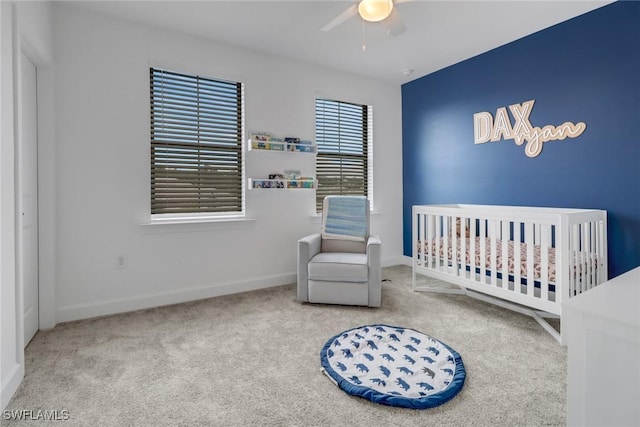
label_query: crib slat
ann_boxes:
[415,212,419,267]
[424,214,427,268]
[480,219,487,284]
[431,214,437,269]
[460,217,467,278]
[514,222,522,293]
[426,216,429,267]
[580,223,588,292]
[443,216,450,274]
[439,215,445,272]
[501,221,509,290]
[571,223,579,296]
[440,215,446,273]
[577,222,582,294]
[591,221,597,289]
[598,219,606,283]
[525,223,535,296]
[586,222,593,290]
[582,222,588,290]
[540,224,550,302]
[430,214,436,269]
[490,220,498,287]
[428,214,433,269]
[591,221,597,287]
[433,215,440,270]
[580,223,586,294]
[420,213,426,268]
[452,216,458,276]
[470,219,477,281]
[426,215,429,268]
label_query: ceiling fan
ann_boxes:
[321,0,411,37]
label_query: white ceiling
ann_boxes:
[68,0,612,85]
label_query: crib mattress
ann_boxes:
[417,237,565,282]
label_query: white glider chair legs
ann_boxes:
[297,196,382,307]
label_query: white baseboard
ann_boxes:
[56,273,297,324]
[55,258,409,324]
[401,255,412,266]
[1,363,24,410]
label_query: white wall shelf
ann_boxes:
[248,178,316,189]
[247,133,317,190]
[248,137,316,153]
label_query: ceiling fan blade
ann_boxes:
[321,4,358,32]
[386,8,406,36]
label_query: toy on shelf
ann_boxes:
[249,176,316,190]
[248,133,316,153]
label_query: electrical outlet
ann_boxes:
[116,255,127,269]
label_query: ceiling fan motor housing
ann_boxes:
[358,0,394,22]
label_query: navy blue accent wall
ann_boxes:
[402,2,639,278]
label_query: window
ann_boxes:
[150,68,244,217]
[315,98,372,212]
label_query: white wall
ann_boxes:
[53,4,404,322]
[1,0,55,410]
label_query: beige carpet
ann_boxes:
[4,265,566,426]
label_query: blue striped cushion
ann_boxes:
[322,196,368,242]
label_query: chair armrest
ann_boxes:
[297,233,322,302]
[367,235,382,250]
[299,233,322,262]
[367,235,382,307]
[367,235,382,265]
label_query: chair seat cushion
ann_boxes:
[308,252,368,283]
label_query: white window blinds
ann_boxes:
[150,68,243,215]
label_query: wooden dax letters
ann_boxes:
[473,99,586,158]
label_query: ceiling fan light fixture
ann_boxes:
[358,0,394,23]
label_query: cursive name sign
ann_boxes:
[473,99,586,157]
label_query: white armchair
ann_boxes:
[297,196,382,307]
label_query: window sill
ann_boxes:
[140,216,256,233]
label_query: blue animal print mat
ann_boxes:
[320,324,466,409]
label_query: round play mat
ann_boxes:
[320,324,466,409]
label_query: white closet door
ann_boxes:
[21,50,39,347]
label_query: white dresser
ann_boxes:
[564,267,640,427]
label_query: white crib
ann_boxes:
[412,204,607,344]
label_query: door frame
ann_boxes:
[15,36,56,346]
